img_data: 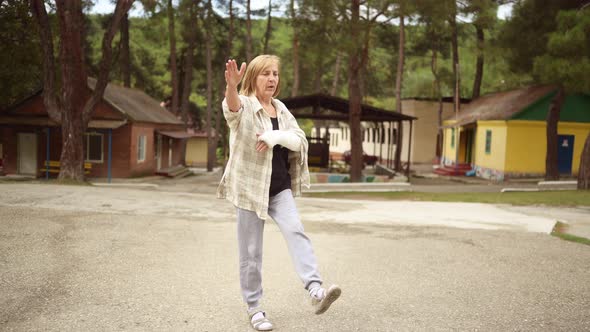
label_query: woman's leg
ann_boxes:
[236,208,265,308]
[267,189,322,290]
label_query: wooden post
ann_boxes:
[405,120,413,180]
[108,128,112,183]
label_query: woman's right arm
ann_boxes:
[224,59,246,112]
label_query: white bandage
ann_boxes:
[258,130,302,152]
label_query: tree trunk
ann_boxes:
[168,0,179,115]
[331,52,342,96]
[313,51,323,138]
[450,11,461,165]
[121,13,131,87]
[246,0,253,61]
[431,49,443,158]
[472,24,484,99]
[450,13,461,115]
[215,73,222,171]
[348,0,362,182]
[180,2,197,125]
[31,0,133,181]
[290,0,299,97]
[206,0,215,172]
[222,0,234,164]
[228,0,234,56]
[263,0,272,54]
[393,13,405,172]
[57,1,87,181]
[577,132,590,190]
[545,87,565,181]
[220,0,234,165]
[29,0,60,122]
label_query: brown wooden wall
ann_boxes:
[1,94,186,179]
[0,123,186,178]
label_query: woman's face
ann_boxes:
[255,63,279,99]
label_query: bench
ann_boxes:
[40,160,92,174]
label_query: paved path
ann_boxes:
[1,183,590,331]
[0,183,563,234]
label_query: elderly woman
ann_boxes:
[218,54,341,331]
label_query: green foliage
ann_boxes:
[552,222,590,246]
[306,190,590,207]
[533,10,590,93]
[8,0,573,115]
[0,0,43,108]
[499,0,583,74]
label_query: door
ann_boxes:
[464,129,474,164]
[17,133,37,175]
[168,138,173,167]
[155,134,162,170]
[558,135,575,175]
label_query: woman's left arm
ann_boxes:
[257,110,307,152]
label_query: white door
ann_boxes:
[156,134,162,170]
[18,133,37,175]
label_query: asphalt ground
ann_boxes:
[1,183,589,331]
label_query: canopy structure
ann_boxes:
[281,93,416,177]
[281,93,416,122]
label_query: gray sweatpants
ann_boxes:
[237,189,322,308]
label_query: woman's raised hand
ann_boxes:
[225,59,246,88]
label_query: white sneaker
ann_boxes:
[311,284,342,315]
[248,308,273,331]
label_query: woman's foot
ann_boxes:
[248,307,273,331]
[310,284,342,314]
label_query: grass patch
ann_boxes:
[551,221,590,246]
[304,190,590,207]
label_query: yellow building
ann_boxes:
[441,85,590,181]
[400,98,469,164]
[184,129,217,168]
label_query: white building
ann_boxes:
[325,98,469,166]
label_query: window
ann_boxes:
[451,128,456,148]
[84,132,103,162]
[138,135,146,162]
[485,130,492,154]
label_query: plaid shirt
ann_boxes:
[217,94,310,220]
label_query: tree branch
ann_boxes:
[30,0,61,122]
[82,0,135,124]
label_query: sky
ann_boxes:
[90,1,514,20]
[90,0,278,16]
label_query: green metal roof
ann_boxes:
[511,91,590,122]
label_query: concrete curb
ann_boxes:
[91,183,159,189]
[305,182,411,193]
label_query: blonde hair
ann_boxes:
[239,54,281,97]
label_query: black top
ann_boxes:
[269,117,291,197]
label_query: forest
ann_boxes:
[1,0,589,186]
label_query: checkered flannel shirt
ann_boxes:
[217,94,310,220]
